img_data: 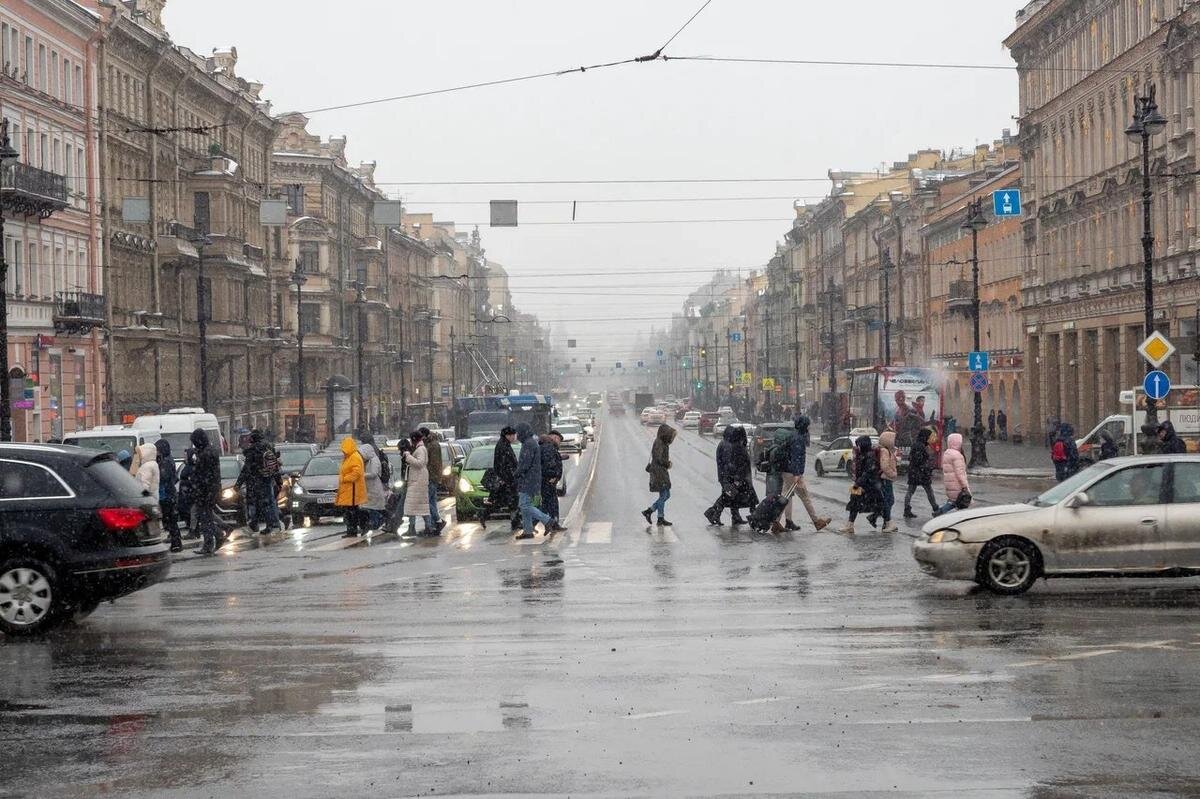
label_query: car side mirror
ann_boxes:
[1064,492,1091,509]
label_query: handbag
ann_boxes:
[955,489,973,509]
[481,468,501,493]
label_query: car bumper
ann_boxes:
[911,538,983,581]
[70,547,172,601]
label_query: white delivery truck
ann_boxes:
[62,425,160,455]
[131,408,222,458]
[1076,386,1200,461]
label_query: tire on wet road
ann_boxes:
[976,536,1042,595]
[0,556,65,636]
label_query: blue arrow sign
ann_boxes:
[970,371,989,393]
[656,349,664,358]
[969,351,990,372]
[1144,370,1171,401]
[728,332,743,343]
[993,189,1021,217]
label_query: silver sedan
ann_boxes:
[913,454,1200,594]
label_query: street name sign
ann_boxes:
[1138,331,1176,369]
[1144,370,1171,401]
[992,189,1021,217]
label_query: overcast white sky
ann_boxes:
[164,0,1028,362]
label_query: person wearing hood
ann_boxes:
[936,432,970,516]
[155,439,182,552]
[903,427,939,519]
[419,427,446,534]
[237,429,281,534]
[705,425,755,526]
[515,423,552,538]
[335,437,367,538]
[484,426,520,532]
[539,431,567,533]
[1158,420,1188,454]
[760,426,796,532]
[784,415,830,532]
[642,424,676,527]
[134,442,160,502]
[358,439,387,532]
[1098,428,1120,461]
[402,430,435,534]
[183,428,221,555]
[876,431,899,533]
[116,449,134,472]
[841,435,882,534]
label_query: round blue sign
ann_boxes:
[1143,370,1171,401]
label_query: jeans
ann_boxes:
[936,501,957,516]
[541,479,560,522]
[194,502,218,551]
[519,491,551,534]
[904,482,938,513]
[649,488,670,519]
[364,508,383,530]
[248,479,280,530]
[427,480,442,523]
[408,515,432,534]
[880,479,894,523]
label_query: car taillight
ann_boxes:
[97,507,148,532]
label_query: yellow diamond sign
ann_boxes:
[1138,331,1175,369]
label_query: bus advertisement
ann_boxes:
[848,366,945,456]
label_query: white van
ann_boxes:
[62,425,161,456]
[131,408,222,458]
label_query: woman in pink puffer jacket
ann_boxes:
[936,432,970,515]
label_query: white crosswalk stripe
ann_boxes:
[583,521,612,544]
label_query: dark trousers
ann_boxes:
[708,482,756,520]
[195,502,219,551]
[880,479,895,522]
[541,479,560,522]
[904,482,938,513]
[160,498,180,548]
[248,479,280,531]
[345,506,365,536]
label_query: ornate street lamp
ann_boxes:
[290,263,309,442]
[961,198,989,469]
[0,119,20,441]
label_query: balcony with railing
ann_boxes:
[947,279,974,314]
[54,291,106,335]
[1,162,69,217]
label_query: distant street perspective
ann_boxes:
[5,0,1200,796]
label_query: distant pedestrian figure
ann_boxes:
[420,428,446,534]
[403,430,434,534]
[156,439,181,552]
[877,431,898,532]
[1157,420,1188,454]
[936,432,971,516]
[987,409,996,441]
[1051,424,1079,481]
[539,431,566,532]
[358,440,387,532]
[997,409,1008,442]
[335,437,367,538]
[643,424,676,527]
[903,428,939,519]
[705,425,756,526]
[134,442,160,501]
[482,426,519,531]
[784,415,830,531]
[183,429,222,555]
[1098,429,1119,461]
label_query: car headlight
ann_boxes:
[292,484,304,496]
[442,466,452,477]
[392,479,405,491]
[221,488,236,500]
[458,477,473,494]
[928,530,960,544]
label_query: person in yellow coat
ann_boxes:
[335,436,367,538]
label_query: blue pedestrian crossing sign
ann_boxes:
[1144,370,1171,401]
[968,351,989,372]
[993,189,1021,217]
[970,371,989,393]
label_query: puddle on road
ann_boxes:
[384,700,532,733]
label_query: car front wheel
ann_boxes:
[977,538,1041,595]
[0,558,64,636]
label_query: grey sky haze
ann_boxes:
[164,0,1028,360]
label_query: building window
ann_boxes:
[285,184,304,215]
[24,36,32,85]
[37,43,45,91]
[299,303,321,335]
[298,241,319,274]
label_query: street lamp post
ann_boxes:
[197,239,209,411]
[353,277,366,431]
[449,327,457,408]
[962,197,989,469]
[742,317,750,409]
[396,307,407,425]
[1126,84,1168,438]
[881,246,893,367]
[290,263,308,442]
[0,119,21,441]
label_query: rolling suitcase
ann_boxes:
[748,483,796,532]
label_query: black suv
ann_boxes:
[0,443,170,636]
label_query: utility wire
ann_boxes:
[658,0,714,54]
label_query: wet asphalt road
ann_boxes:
[4,416,1200,798]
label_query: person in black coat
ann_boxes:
[183,429,222,555]
[155,439,182,552]
[842,435,882,533]
[1158,420,1188,454]
[903,427,939,519]
[1098,429,1120,461]
[539,432,566,532]
[704,426,756,526]
[482,426,520,531]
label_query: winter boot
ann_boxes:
[730,512,746,525]
[839,521,855,535]
[903,507,917,519]
[704,508,721,526]
[784,520,801,532]
[641,508,654,525]
[813,517,831,531]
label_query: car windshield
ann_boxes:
[219,458,241,480]
[303,457,340,477]
[279,449,312,472]
[557,424,582,435]
[1030,462,1115,507]
[62,434,139,453]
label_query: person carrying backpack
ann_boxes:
[841,435,882,534]
[783,415,830,532]
[1051,424,1073,482]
